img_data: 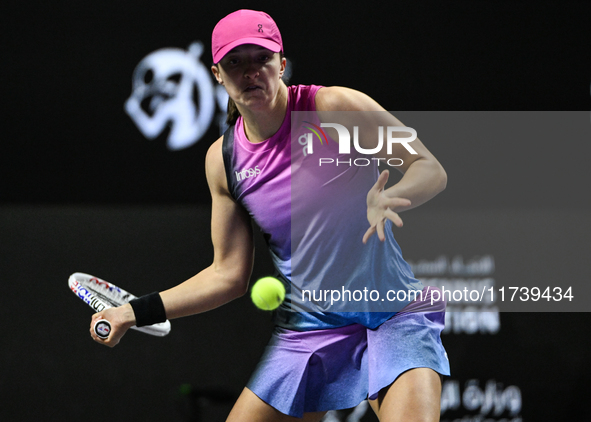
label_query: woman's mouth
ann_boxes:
[245,85,262,92]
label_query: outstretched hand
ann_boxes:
[362,170,411,244]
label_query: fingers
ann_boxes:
[363,209,405,244]
[90,313,106,344]
[362,220,387,243]
[362,226,376,244]
[385,208,403,228]
[90,327,117,347]
[371,169,390,193]
[386,197,411,210]
[362,226,376,245]
[376,220,386,242]
[364,171,410,244]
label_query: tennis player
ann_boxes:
[91,10,449,422]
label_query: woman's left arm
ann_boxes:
[315,86,447,242]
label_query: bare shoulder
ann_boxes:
[205,136,229,195]
[315,86,385,112]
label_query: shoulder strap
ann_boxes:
[221,125,238,200]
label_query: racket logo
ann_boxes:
[70,281,107,312]
[95,320,111,339]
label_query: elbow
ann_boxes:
[233,277,250,298]
[214,257,253,300]
[227,269,252,299]
[212,266,251,302]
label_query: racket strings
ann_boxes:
[83,282,134,306]
[85,289,121,308]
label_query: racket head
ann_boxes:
[69,272,171,337]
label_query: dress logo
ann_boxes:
[235,166,261,181]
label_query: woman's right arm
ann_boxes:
[159,137,254,318]
[90,137,254,346]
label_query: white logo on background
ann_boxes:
[125,42,228,150]
[319,123,418,155]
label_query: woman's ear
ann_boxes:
[211,65,223,84]
[279,57,287,79]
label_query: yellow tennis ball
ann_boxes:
[251,277,285,311]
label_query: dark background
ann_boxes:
[4,0,591,207]
[2,0,591,420]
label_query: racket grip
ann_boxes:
[94,319,112,339]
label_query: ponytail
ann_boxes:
[226,97,241,126]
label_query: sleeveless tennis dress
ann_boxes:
[222,85,449,417]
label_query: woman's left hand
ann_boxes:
[362,170,411,244]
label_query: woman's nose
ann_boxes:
[243,61,260,78]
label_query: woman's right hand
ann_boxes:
[90,303,136,347]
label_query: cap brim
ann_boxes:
[213,38,282,63]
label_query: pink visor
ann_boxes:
[212,10,283,64]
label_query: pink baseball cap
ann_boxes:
[212,9,283,64]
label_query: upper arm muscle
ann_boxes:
[205,139,254,285]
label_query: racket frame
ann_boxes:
[69,272,171,337]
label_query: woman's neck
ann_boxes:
[239,83,289,143]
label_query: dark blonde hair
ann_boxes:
[225,96,241,126]
[220,51,286,126]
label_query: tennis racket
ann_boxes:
[68,272,171,339]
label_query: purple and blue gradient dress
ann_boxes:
[221,85,449,416]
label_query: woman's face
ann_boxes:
[212,44,286,111]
